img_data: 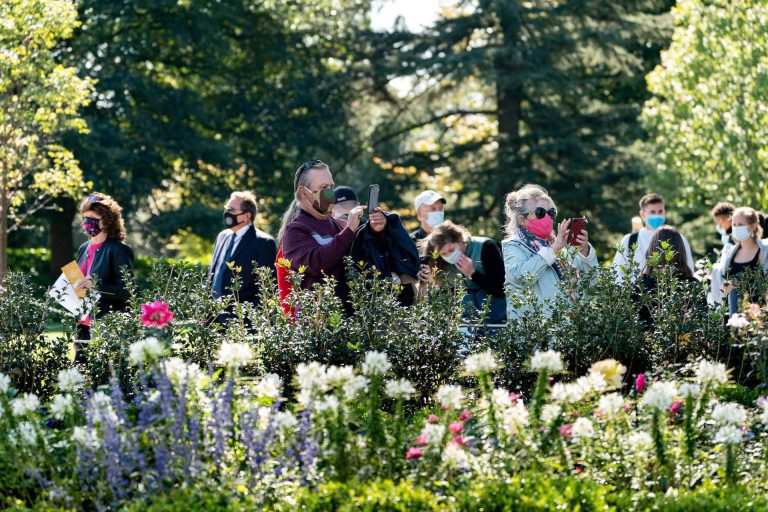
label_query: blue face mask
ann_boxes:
[645,215,665,230]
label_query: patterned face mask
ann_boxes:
[82,216,102,237]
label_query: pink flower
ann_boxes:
[452,435,466,446]
[141,301,174,328]
[624,404,634,412]
[459,410,472,422]
[509,392,520,402]
[449,421,464,434]
[571,411,581,417]
[635,374,646,394]
[406,447,422,460]
[559,424,572,439]
[428,414,440,424]
[727,313,749,329]
[415,434,428,446]
[668,401,684,415]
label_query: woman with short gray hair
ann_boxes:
[502,184,598,321]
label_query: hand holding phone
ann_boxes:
[567,217,588,246]
[368,184,380,213]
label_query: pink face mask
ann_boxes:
[527,216,553,239]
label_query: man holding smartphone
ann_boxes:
[282,160,386,310]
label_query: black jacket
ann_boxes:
[76,238,134,317]
[350,213,420,304]
[209,225,277,305]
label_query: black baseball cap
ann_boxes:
[334,186,358,203]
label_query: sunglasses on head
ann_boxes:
[88,194,102,202]
[529,207,558,219]
[294,159,326,190]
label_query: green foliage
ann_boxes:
[0,0,93,274]
[283,480,444,512]
[643,0,768,211]
[0,272,70,399]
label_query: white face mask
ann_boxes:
[732,225,752,242]
[426,211,445,229]
[441,249,462,265]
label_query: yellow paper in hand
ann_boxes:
[61,261,87,299]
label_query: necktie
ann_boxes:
[212,234,237,298]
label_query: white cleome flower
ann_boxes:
[216,342,253,368]
[598,393,625,418]
[385,379,416,400]
[163,358,205,390]
[420,423,447,446]
[714,424,744,445]
[342,375,369,401]
[436,384,463,409]
[501,401,530,436]
[711,402,747,426]
[442,441,469,467]
[11,393,40,417]
[530,350,564,373]
[550,382,586,403]
[362,351,391,376]
[57,368,84,393]
[254,373,283,401]
[72,426,101,449]
[464,350,499,376]
[296,362,329,393]
[0,373,12,394]
[273,411,298,431]
[625,431,653,454]
[325,366,356,388]
[577,371,608,395]
[641,381,677,412]
[678,382,701,399]
[571,417,596,441]
[316,395,340,414]
[491,388,514,409]
[695,360,729,385]
[540,403,562,424]
[50,394,75,420]
[16,422,38,446]
[129,337,167,365]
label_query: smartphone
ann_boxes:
[419,255,433,265]
[368,184,380,213]
[567,216,588,246]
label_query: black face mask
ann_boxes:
[223,211,244,228]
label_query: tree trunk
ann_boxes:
[48,197,76,278]
[494,0,523,202]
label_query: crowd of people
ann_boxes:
[70,160,768,342]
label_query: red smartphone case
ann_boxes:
[568,217,587,245]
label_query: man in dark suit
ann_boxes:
[209,191,277,307]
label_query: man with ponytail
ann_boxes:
[279,160,385,309]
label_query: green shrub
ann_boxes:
[280,480,445,512]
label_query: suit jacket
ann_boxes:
[209,225,277,304]
[76,238,134,317]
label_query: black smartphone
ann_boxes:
[419,255,433,265]
[368,184,380,213]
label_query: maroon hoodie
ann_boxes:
[282,210,356,296]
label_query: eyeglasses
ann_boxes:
[528,207,558,220]
[294,159,326,190]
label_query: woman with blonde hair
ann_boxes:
[710,206,768,315]
[502,184,598,320]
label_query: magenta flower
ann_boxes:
[428,414,440,424]
[559,424,572,439]
[406,447,422,460]
[452,435,466,446]
[668,401,684,415]
[415,434,428,446]
[141,301,174,328]
[449,421,464,434]
[635,373,646,394]
[459,410,472,422]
